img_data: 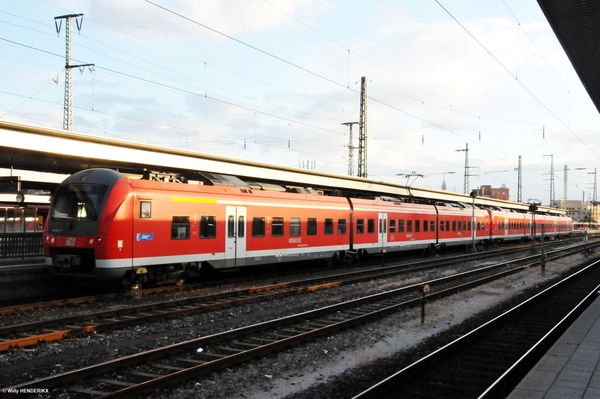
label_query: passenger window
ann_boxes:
[458,221,462,231]
[368,219,375,234]
[238,216,245,238]
[446,221,450,231]
[415,220,420,233]
[430,220,435,232]
[324,218,334,235]
[338,218,347,234]
[171,216,190,240]
[272,217,284,237]
[452,221,457,231]
[423,220,428,232]
[440,220,444,232]
[357,219,365,234]
[407,220,413,233]
[290,218,301,236]
[227,216,234,238]
[200,215,217,238]
[252,217,265,237]
[389,219,396,233]
[398,220,405,233]
[307,218,317,236]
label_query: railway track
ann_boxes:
[352,258,600,399]
[0,236,584,315]
[7,241,598,398]
[0,240,593,352]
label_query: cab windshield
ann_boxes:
[51,184,108,221]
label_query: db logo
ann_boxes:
[66,237,76,246]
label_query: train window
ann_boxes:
[357,219,365,234]
[452,221,457,231]
[379,218,387,234]
[307,218,318,236]
[227,216,234,238]
[398,220,405,233]
[172,216,190,240]
[252,217,265,237]
[140,201,152,219]
[430,220,435,232]
[439,220,444,232]
[338,219,347,234]
[446,221,450,231]
[325,218,334,235]
[200,216,217,239]
[368,219,375,234]
[290,218,301,236]
[415,220,420,233]
[407,220,413,233]
[463,221,467,231]
[52,183,108,222]
[272,217,284,237]
[467,221,471,231]
[389,219,396,233]
[238,216,245,238]
[423,220,428,232]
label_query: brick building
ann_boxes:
[476,184,510,201]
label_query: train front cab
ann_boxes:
[45,169,135,281]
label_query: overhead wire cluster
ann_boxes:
[0,1,597,200]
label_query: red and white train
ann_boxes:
[44,169,573,285]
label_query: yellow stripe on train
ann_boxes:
[171,197,218,204]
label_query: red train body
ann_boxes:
[44,169,573,285]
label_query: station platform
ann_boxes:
[508,293,600,399]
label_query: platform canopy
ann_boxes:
[537,0,600,113]
[0,119,560,213]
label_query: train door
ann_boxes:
[225,206,247,267]
[378,213,388,251]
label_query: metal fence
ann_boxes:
[0,233,44,258]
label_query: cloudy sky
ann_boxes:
[1,0,598,205]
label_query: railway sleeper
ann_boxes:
[124,370,163,379]
[150,363,185,371]
[67,387,108,396]
[215,346,247,354]
[232,341,263,349]
[172,357,207,365]
[95,378,136,387]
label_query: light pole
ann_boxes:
[528,200,541,252]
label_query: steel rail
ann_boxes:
[8,242,596,397]
[0,236,583,315]
[351,259,600,399]
[1,240,593,352]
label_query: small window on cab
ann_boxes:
[140,201,152,218]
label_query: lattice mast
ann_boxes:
[517,156,522,203]
[357,77,368,178]
[341,122,358,176]
[456,143,469,194]
[55,13,93,131]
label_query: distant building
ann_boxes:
[476,184,509,201]
[552,199,595,221]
